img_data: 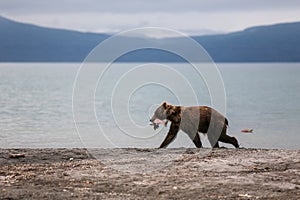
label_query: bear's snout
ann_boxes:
[150,116,156,122]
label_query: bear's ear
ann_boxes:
[162,101,168,109]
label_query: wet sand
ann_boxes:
[0,148,299,199]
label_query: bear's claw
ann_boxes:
[150,123,160,130]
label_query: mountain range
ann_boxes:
[1,15,300,62]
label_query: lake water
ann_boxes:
[0,63,299,149]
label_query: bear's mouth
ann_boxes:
[150,118,167,130]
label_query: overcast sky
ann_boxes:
[1,0,300,37]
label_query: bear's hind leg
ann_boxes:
[213,142,219,148]
[192,133,202,148]
[207,130,220,148]
[219,134,239,148]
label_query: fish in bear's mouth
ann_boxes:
[150,118,168,130]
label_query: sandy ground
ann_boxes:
[0,148,299,199]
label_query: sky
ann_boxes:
[1,0,300,37]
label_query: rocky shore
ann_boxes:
[0,148,299,199]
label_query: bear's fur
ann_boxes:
[150,102,239,148]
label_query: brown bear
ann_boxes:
[150,102,239,148]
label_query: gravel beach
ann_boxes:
[0,148,299,199]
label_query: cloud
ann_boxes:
[1,0,300,13]
[1,0,300,37]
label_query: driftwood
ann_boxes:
[8,153,25,158]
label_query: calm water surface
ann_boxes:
[0,63,299,149]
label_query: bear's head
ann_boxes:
[150,102,181,130]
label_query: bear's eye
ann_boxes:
[166,109,170,115]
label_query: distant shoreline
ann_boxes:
[1,148,299,199]
[1,15,300,63]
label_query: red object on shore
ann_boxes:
[241,129,253,133]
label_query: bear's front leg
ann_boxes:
[159,123,180,148]
[192,133,202,148]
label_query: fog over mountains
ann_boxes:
[1,16,300,62]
